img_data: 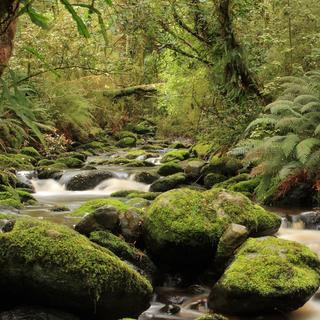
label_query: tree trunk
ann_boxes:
[0,0,19,77]
[216,0,261,97]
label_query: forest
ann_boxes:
[1,0,320,320]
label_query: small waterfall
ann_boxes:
[30,176,149,204]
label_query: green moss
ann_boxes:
[56,157,84,169]
[20,147,41,159]
[191,143,215,159]
[0,199,22,208]
[205,188,281,235]
[89,231,156,279]
[157,161,183,176]
[127,191,161,200]
[83,141,107,151]
[0,170,18,186]
[214,173,251,189]
[219,237,320,296]
[16,189,36,204]
[229,178,261,194]
[161,149,190,163]
[0,218,152,304]
[144,188,281,268]
[125,150,146,159]
[204,173,227,189]
[117,137,137,148]
[149,173,186,192]
[69,198,131,217]
[37,159,55,166]
[0,154,34,170]
[133,121,155,135]
[201,156,242,177]
[59,152,87,162]
[117,131,138,140]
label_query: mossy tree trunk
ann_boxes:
[216,0,261,97]
[0,0,19,77]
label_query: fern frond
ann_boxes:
[281,134,300,157]
[245,116,277,132]
[296,138,320,164]
[301,102,320,113]
[278,162,302,179]
[294,94,319,106]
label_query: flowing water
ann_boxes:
[13,150,320,320]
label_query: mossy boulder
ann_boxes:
[134,171,160,184]
[127,191,161,200]
[126,197,151,208]
[116,131,137,140]
[144,188,281,270]
[0,170,18,187]
[37,166,64,180]
[71,199,143,242]
[184,160,206,180]
[69,198,130,217]
[125,149,146,159]
[89,231,157,281]
[191,143,214,159]
[55,157,84,169]
[65,171,114,191]
[208,237,320,315]
[204,173,227,189]
[161,149,190,163]
[229,177,261,195]
[157,162,183,176]
[38,159,55,167]
[117,137,137,148]
[133,121,156,135]
[201,156,243,177]
[0,218,152,319]
[149,173,187,192]
[20,147,41,160]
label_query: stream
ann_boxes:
[14,148,320,320]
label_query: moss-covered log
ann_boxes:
[103,83,162,99]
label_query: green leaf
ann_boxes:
[26,6,50,29]
[296,138,320,164]
[59,0,90,38]
[245,116,277,132]
[281,134,300,158]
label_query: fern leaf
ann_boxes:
[278,162,302,179]
[296,138,320,164]
[301,102,320,113]
[245,116,277,132]
[294,95,319,105]
[281,134,300,157]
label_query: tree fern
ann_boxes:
[244,72,320,203]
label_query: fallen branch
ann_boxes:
[103,83,163,99]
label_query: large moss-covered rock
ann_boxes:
[71,199,143,242]
[201,156,242,177]
[65,171,114,191]
[184,160,205,180]
[157,162,183,176]
[208,237,320,315]
[0,218,152,319]
[191,143,214,159]
[116,137,137,148]
[134,171,160,184]
[204,173,227,189]
[55,157,84,169]
[161,149,190,163]
[89,231,157,281]
[144,188,281,269]
[0,154,34,170]
[133,121,156,135]
[149,173,187,192]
